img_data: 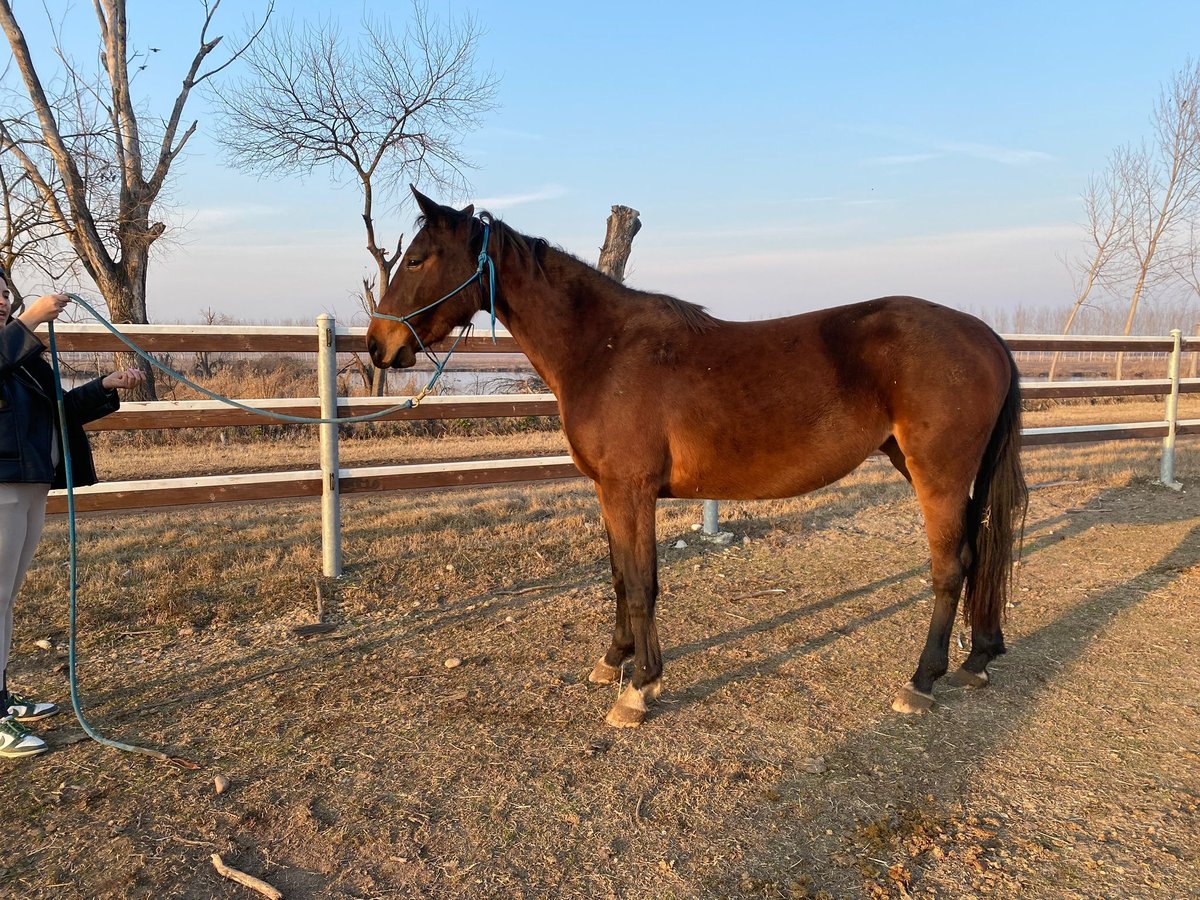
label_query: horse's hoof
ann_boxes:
[605,685,647,728]
[948,667,990,688]
[588,658,621,685]
[891,682,935,715]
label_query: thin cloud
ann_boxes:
[862,141,1052,167]
[862,152,944,166]
[471,185,568,210]
[754,195,840,206]
[942,142,1053,165]
[187,205,283,229]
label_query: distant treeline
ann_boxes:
[968,298,1200,336]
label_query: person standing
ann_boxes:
[0,268,145,758]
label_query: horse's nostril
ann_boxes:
[367,335,378,357]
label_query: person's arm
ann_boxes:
[1,293,70,375]
[64,367,145,425]
[17,293,69,331]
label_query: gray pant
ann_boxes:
[0,483,50,676]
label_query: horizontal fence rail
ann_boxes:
[42,319,1200,573]
[46,456,581,515]
[85,394,562,430]
[42,322,523,355]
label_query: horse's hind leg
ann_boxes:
[893,482,969,715]
[594,480,663,727]
[880,436,912,483]
[949,623,1006,687]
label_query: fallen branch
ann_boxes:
[291,623,338,638]
[493,586,548,597]
[210,854,283,899]
[729,589,787,602]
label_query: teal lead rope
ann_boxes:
[48,322,178,764]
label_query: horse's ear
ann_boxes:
[411,185,442,220]
[459,204,475,217]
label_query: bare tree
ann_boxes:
[1112,63,1200,377]
[0,0,270,398]
[0,155,83,311]
[211,2,498,395]
[1048,167,1128,380]
[350,274,394,394]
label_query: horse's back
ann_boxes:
[562,295,1013,500]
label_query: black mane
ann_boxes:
[479,211,717,333]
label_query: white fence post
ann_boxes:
[317,314,343,575]
[1160,328,1183,490]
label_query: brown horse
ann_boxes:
[368,188,1028,728]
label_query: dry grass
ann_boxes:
[3,428,1199,898]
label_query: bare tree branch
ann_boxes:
[2,0,272,400]
[211,0,498,354]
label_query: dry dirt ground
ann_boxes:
[3,442,1199,899]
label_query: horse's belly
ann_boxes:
[664,432,879,501]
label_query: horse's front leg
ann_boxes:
[595,481,662,727]
[588,507,634,684]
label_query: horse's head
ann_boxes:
[367,186,484,369]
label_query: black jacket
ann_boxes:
[0,318,120,487]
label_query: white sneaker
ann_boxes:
[6,692,60,722]
[0,715,47,758]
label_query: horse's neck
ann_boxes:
[495,248,612,394]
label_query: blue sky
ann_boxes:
[7,0,1200,324]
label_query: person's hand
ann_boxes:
[18,292,70,327]
[101,367,146,391]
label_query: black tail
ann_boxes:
[963,347,1028,632]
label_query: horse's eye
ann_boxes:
[405,257,424,269]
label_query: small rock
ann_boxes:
[505,616,515,623]
[803,756,827,774]
[673,540,688,549]
[178,625,197,637]
[213,775,231,795]
[444,657,462,669]
[742,536,751,545]
[34,638,54,651]
[445,564,455,573]
[690,523,702,532]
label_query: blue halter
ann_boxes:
[371,221,498,360]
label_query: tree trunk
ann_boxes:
[100,251,157,401]
[597,205,641,283]
[370,362,387,395]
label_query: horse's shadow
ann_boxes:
[651,502,1091,716]
[718,502,1200,893]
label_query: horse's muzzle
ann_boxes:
[367,336,417,369]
